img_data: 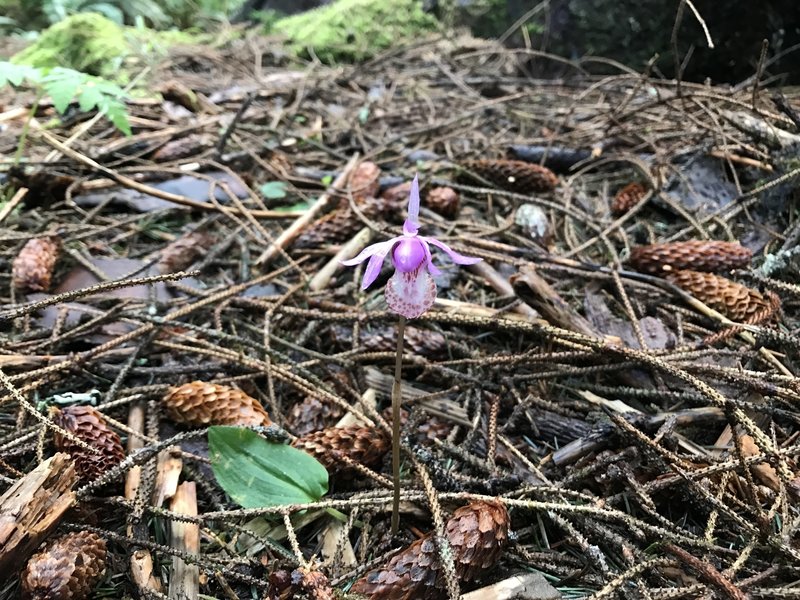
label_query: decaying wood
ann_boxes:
[720,110,800,149]
[126,402,163,593]
[153,446,183,507]
[320,518,357,571]
[0,453,77,573]
[169,482,199,600]
[461,572,561,600]
[510,264,602,338]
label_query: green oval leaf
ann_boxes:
[259,181,288,200]
[209,426,328,509]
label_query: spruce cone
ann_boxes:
[12,236,61,292]
[426,187,460,218]
[292,425,390,476]
[287,396,345,436]
[294,196,402,249]
[461,159,558,193]
[151,134,214,161]
[51,406,125,484]
[268,567,334,600]
[667,270,771,322]
[385,407,453,444]
[352,500,509,599]
[156,231,215,273]
[348,161,381,200]
[630,241,752,274]
[22,531,107,600]
[381,181,413,205]
[163,381,271,427]
[611,182,648,215]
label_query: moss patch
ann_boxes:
[12,13,129,79]
[10,13,218,85]
[272,0,439,63]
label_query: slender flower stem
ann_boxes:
[390,315,406,534]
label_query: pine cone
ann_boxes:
[426,187,460,218]
[461,159,558,193]
[163,381,271,427]
[294,160,383,250]
[12,236,61,292]
[611,182,648,215]
[384,407,453,444]
[667,270,771,322]
[22,531,107,600]
[51,406,125,484]
[294,196,402,249]
[156,231,215,273]
[351,500,509,599]
[381,181,413,205]
[151,134,214,161]
[348,161,382,200]
[287,396,346,436]
[630,241,752,274]
[292,425,390,476]
[268,567,334,600]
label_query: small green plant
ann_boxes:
[259,180,288,200]
[0,61,131,136]
[209,426,328,508]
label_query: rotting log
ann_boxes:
[0,452,77,573]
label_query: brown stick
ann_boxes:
[0,453,77,572]
[33,128,294,219]
[308,226,373,292]
[168,482,200,600]
[468,261,539,319]
[255,154,360,266]
[663,543,748,600]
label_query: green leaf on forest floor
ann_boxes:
[259,181,288,200]
[0,62,131,136]
[209,426,328,509]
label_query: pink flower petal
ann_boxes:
[420,238,441,276]
[424,237,482,266]
[340,239,395,267]
[341,239,398,289]
[403,174,421,236]
[385,267,436,319]
[362,251,389,289]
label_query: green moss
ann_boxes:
[11,13,129,79]
[272,0,439,63]
[10,14,218,85]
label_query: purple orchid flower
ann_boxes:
[341,174,481,319]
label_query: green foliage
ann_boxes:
[209,426,329,509]
[259,181,288,200]
[272,0,439,63]
[12,13,129,79]
[0,61,131,135]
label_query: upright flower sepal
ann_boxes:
[342,174,480,319]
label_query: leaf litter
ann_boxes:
[1,32,800,600]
